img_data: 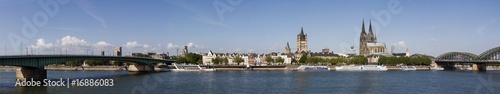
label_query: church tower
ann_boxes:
[284,42,291,54]
[296,27,308,53]
[368,19,377,43]
[360,19,382,56]
[359,19,368,56]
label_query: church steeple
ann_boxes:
[369,19,373,35]
[359,19,368,56]
[368,19,376,42]
[300,27,304,36]
[285,42,291,54]
[296,27,308,53]
[361,19,366,35]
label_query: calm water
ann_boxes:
[1,70,499,94]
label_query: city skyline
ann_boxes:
[1,0,500,57]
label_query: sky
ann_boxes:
[0,0,499,57]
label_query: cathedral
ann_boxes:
[359,19,387,56]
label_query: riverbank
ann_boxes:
[2,65,500,71]
[0,66,124,71]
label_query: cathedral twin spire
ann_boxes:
[360,19,378,56]
[360,19,377,43]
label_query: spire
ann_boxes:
[300,27,304,35]
[286,42,290,49]
[369,19,373,35]
[368,19,375,42]
[361,19,366,35]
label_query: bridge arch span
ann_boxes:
[436,52,478,60]
[478,46,500,60]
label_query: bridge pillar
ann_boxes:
[16,67,47,81]
[438,63,456,70]
[472,63,487,72]
[128,64,153,72]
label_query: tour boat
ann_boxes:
[361,65,388,71]
[400,66,417,70]
[335,65,361,71]
[296,65,330,71]
[429,66,444,70]
[335,65,387,71]
[171,63,216,72]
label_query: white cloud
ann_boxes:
[186,42,205,49]
[247,49,254,52]
[167,43,178,49]
[187,42,196,48]
[59,35,89,46]
[143,44,151,49]
[125,41,141,49]
[397,41,406,47]
[30,38,54,50]
[94,41,111,48]
[392,41,407,52]
[234,48,241,52]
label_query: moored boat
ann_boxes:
[296,65,330,71]
[400,66,417,70]
[171,63,216,72]
[335,65,387,71]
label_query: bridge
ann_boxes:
[0,55,175,81]
[435,46,500,72]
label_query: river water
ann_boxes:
[0,70,499,94]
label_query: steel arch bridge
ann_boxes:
[436,46,500,61]
[0,55,175,68]
[435,46,500,71]
[436,52,479,61]
[478,46,500,60]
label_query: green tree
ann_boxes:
[176,57,188,64]
[400,57,412,65]
[211,57,222,65]
[328,58,338,65]
[186,53,202,64]
[265,56,274,65]
[291,58,298,64]
[275,57,284,65]
[351,56,368,65]
[234,56,245,65]
[306,57,321,64]
[65,61,82,67]
[223,57,229,65]
[412,57,431,65]
[298,54,308,64]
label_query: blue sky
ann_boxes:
[0,0,499,57]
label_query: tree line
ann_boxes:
[295,54,368,65]
[378,56,431,66]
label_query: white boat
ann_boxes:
[171,63,216,72]
[296,65,330,71]
[401,66,417,70]
[335,65,387,71]
[361,65,388,71]
[335,65,361,71]
[429,66,444,70]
